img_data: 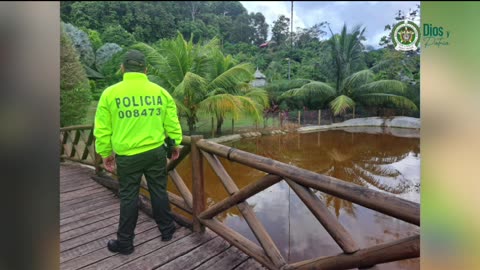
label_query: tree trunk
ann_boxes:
[216,116,224,136]
[190,2,197,21]
[188,117,196,134]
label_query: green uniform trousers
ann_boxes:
[115,145,175,245]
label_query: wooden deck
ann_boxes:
[60,163,265,270]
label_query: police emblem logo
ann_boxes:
[392,20,420,51]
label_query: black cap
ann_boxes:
[123,50,146,70]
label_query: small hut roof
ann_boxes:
[254,68,266,79]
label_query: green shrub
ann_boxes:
[101,25,136,47]
[92,91,103,101]
[87,29,103,51]
[61,27,92,126]
[89,80,97,91]
[62,22,95,67]
[60,88,92,126]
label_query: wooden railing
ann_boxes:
[60,125,102,172]
[60,126,420,270]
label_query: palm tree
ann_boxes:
[198,49,268,135]
[132,33,268,134]
[281,24,417,117]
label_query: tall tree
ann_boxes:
[199,49,268,135]
[294,22,327,48]
[229,13,255,44]
[209,1,247,17]
[101,25,136,47]
[271,15,290,45]
[250,12,269,45]
[60,27,92,126]
[132,34,268,134]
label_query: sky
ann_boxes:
[240,1,420,48]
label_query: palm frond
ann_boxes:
[234,82,253,92]
[329,95,356,116]
[204,49,227,80]
[131,43,177,90]
[130,42,166,68]
[172,97,190,116]
[264,79,310,93]
[172,72,208,103]
[147,75,170,90]
[245,88,269,108]
[198,94,242,119]
[281,81,336,99]
[208,63,254,91]
[203,37,221,52]
[356,80,405,95]
[192,53,214,79]
[234,95,264,121]
[207,87,228,96]
[156,33,195,83]
[359,93,418,111]
[370,59,394,73]
[342,69,374,92]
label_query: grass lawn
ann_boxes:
[185,112,280,137]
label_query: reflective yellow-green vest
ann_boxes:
[94,72,182,158]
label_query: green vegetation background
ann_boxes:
[60,1,420,136]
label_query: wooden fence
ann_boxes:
[60,125,420,270]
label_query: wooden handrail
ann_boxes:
[191,138,420,269]
[169,169,193,209]
[198,174,283,220]
[195,139,420,226]
[286,179,359,254]
[198,218,277,270]
[286,235,420,270]
[60,124,94,131]
[202,151,287,268]
[191,135,205,232]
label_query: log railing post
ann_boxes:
[278,111,283,128]
[191,135,205,232]
[91,131,103,175]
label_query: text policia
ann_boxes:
[115,95,163,119]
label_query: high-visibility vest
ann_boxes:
[94,72,182,158]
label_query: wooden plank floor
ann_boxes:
[60,163,266,270]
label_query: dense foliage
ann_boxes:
[133,34,268,135]
[60,28,92,126]
[60,1,420,129]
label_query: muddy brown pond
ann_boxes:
[171,129,420,269]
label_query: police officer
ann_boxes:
[94,50,182,255]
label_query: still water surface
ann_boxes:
[171,130,420,269]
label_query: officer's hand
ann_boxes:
[171,147,180,161]
[103,155,116,173]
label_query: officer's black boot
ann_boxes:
[107,239,134,255]
[161,224,176,241]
